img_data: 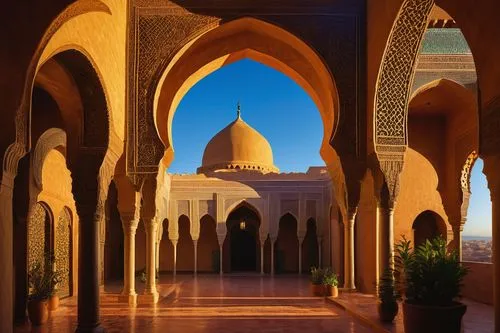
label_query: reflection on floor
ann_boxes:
[330,291,494,333]
[15,275,373,333]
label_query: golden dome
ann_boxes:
[197,104,279,174]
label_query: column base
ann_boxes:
[119,292,137,306]
[138,291,159,304]
[75,324,106,333]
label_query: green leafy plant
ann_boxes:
[28,252,63,301]
[395,236,468,306]
[378,268,400,305]
[310,267,325,285]
[322,268,338,287]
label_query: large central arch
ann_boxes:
[153,17,340,168]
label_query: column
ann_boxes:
[75,204,104,332]
[260,243,264,275]
[298,236,304,274]
[317,237,322,268]
[452,223,464,261]
[143,218,159,302]
[378,203,395,275]
[219,244,223,275]
[484,156,500,333]
[491,188,500,333]
[270,236,276,275]
[344,207,357,290]
[171,239,178,276]
[121,216,139,305]
[0,175,14,333]
[193,239,198,274]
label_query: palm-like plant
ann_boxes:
[395,236,468,306]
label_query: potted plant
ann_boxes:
[310,267,325,296]
[377,268,400,322]
[395,236,468,333]
[27,260,51,325]
[46,253,63,311]
[323,268,339,297]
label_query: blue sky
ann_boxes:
[169,59,324,174]
[463,159,492,237]
[169,59,491,237]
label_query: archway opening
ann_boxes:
[103,181,124,286]
[177,215,194,272]
[225,204,260,272]
[276,213,298,273]
[412,210,447,247]
[462,158,492,262]
[302,218,319,273]
[155,17,339,170]
[198,215,219,273]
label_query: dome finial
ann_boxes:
[236,101,241,119]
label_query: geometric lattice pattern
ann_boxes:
[460,151,478,193]
[56,208,72,298]
[28,203,50,272]
[130,9,219,172]
[375,0,434,148]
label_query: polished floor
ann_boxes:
[16,275,373,333]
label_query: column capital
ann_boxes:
[121,214,139,231]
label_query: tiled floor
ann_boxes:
[15,275,373,333]
[330,292,494,333]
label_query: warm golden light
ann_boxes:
[240,221,246,230]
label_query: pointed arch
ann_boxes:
[154,17,340,168]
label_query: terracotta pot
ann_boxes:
[378,301,398,323]
[325,285,338,298]
[310,283,325,296]
[28,299,49,326]
[403,302,467,333]
[48,295,59,310]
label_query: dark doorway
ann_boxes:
[230,223,258,271]
[412,210,446,247]
[225,204,260,272]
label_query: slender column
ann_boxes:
[378,203,395,275]
[155,241,160,275]
[121,217,139,305]
[0,175,14,333]
[75,204,104,332]
[452,223,464,261]
[171,239,178,276]
[260,243,264,275]
[492,189,500,333]
[193,239,198,274]
[143,218,159,302]
[270,237,276,276]
[298,236,304,274]
[344,207,357,290]
[317,237,322,268]
[219,245,223,275]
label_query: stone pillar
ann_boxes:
[0,173,15,333]
[171,239,178,276]
[121,216,138,305]
[298,235,304,274]
[317,237,322,268]
[219,245,223,275]
[452,223,464,261]
[216,227,226,275]
[260,243,264,275]
[143,218,159,302]
[270,236,277,276]
[378,203,395,275]
[75,202,104,332]
[193,239,198,274]
[483,155,500,332]
[344,207,357,290]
